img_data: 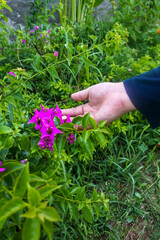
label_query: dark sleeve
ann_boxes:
[123,66,160,129]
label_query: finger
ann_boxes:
[71,88,89,101]
[76,124,92,131]
[61,105,84,117]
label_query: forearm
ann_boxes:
[123,66,160,128]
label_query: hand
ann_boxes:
[62,82,136,126]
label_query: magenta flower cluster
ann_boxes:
[67,133,76,144]
[21,25,57,56]
[22,39,26,44]
[28,105,75,152]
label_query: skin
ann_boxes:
[61,82,136,128]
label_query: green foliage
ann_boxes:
[0,0,160,239]
[0,0,12,27]
[58,0,105,26]
[109,0,160,49]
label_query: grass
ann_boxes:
[62,116,160,240]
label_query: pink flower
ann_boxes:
[35,26,39,31]
[22,39,26,44]
[51,36,54,39]
[54,50,58,58]
[28,105,69,153]
[47,30,51,34]
[45,34,48,38]
[40,119,63,137]
[52,105,62,118]
[67,134,76,144]
[38,135,54,153]
[30,29,34,35]
[39,33,42,37]
[21,159,28,164]
[0,161,5,172]
[8,72,16,77]
[28,105,54,130]
[61,115,72,124]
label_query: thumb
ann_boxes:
[71,88,89,101]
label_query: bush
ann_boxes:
[0,0,160,239]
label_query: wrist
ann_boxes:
[121,82,136,112]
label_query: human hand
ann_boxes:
[62,82,136,126]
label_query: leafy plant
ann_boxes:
[0,0,160,238]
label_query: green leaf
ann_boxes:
[76,187,86,202]
[139,142,148,153]
[19,79,32,90]
[0,199,7,229]
[0,103,9,112]
[47,66,60,81]
[98,121,106,127]
[55,134,66,154]
[53,116,60,126]
[65,42,73,55]
[72,116,83,125]
[29,174,47,183]
[8,103,14,122]
[33,54,41,69]
[94,0,104,7]
[12,93,24,101]
[82,206,93,223]
[95,44,103,55]
[0,13,8,22]
[0,54,6,61]
[1,161,25,177]
[0,198,26,221]
[89,35,97,44]
[66,53,72,66]
[21,207,36,219]
[27,184,41,207]
[3,3,12,12]
[82,113,90,129]
[82,130,91,142]
[93,203,100,219]
[0,126,11,134]
[94,131,108,148]
[41,220,54,240]
[129,0,134,5]
[89,116,97,128]
[38,207,61,222]
[135,192,142,199]
[0,21,5,28]
[14,164,29,197]
[22,217,40,240]
[127,215,134,223]
[58,122,74,131]
[25,82,32,90]
[91,188,98,201]
[0,198,6,208]
[3,136,14,149]
[80,57,95,67]
[79,136,93,159]
[68,202,79,221]
[43,53,56,60]
[4,96,16,107]
[39,185,61,200]
[21,135,30,151]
